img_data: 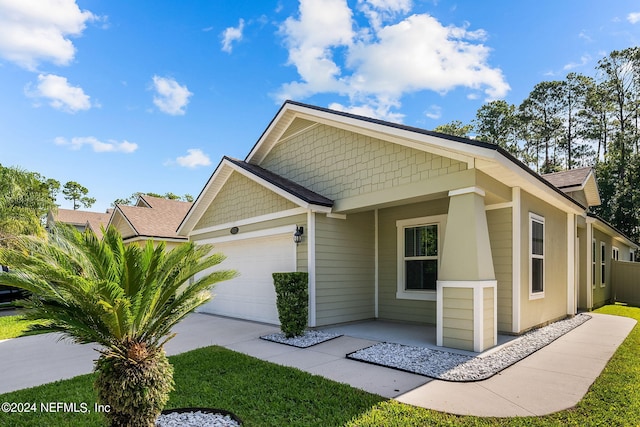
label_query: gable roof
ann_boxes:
[50,208,112,239]
[542,167,601,206]
[246,101,587,211]
[109,195,192,242]
[177,156,333,235]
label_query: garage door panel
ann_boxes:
[197,234,295,325]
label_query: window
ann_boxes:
[600,242,606,287]
[396,215,446,300]
[404,225,438,290]
[529,213,544,298]
[592,239,596,288]
[612,246,619,261]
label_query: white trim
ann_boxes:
[307,210,316,327]
[612,246,619,261]
[326,212,347,220]
[529,212,545,300]
[396,214,447,301]
[374,209,379,318]
[567,213,576,315]
[512,187,521,333]
[198,225,296,245]
[600,241,606,288]
[485,202,513,211]
[474,285,482,351]
[448,186,486,198]
[591,237,597,290]
[189,208,307,236]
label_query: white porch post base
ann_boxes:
[437,280,498,352]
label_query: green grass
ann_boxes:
[0,346,384,427]
[0,314,48,340]
[0,305,638,426]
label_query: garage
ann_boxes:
[196,232,296,325]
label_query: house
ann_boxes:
[107,195,192,248]
[47,208,112,239]
[177,101,639,352]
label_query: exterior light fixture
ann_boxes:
[293,226,304,244]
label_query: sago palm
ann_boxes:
[0,225,236,427]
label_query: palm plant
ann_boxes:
[0,225,236,427]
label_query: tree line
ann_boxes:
[0,164,192,244]
[434,47,640,244]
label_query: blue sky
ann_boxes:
[1,0,639,212]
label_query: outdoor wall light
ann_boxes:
[293,226,304,244]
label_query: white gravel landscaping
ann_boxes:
[260,330,342,348]
[347,314,591,381]
[156,410,241,427]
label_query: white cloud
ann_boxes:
[628,12,640,24]
[175,149,211,168]
[563,54,591,71]
[151,76,193,115]
[424,105,442,120]
[278,0,354,99]
[26,73,92,113]
[357,0,412,30]
[54,136,138,153]
[277,1,509,121]
[221,19,245,53]
[0,0,96,70]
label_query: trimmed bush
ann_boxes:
[273,272,309,338]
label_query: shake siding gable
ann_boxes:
[259,124,467,202]
[194,171,297,230]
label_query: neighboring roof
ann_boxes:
[110,195,192,241]
[51,208,112,239]
[224,157,333,207]
[542,167,601,207]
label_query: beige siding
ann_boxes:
[377,199,449,324]
[442,287,474,351]
[194,171,297,230]
[483,287,495,350]
[314,212,375,326]
[592,229,610,308]
[519,191,568,332]
[261,124,467,202]
[486,208,513,332]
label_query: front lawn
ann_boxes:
[0,314,48,340]
[0,305,637,426]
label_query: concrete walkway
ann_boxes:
[0,312,635,417]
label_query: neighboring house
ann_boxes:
[47,208,112,239]
[107,195,192,248]
[177,101,639,353]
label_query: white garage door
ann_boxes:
[197,233,295,325]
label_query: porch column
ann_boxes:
[437,187,497,352]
